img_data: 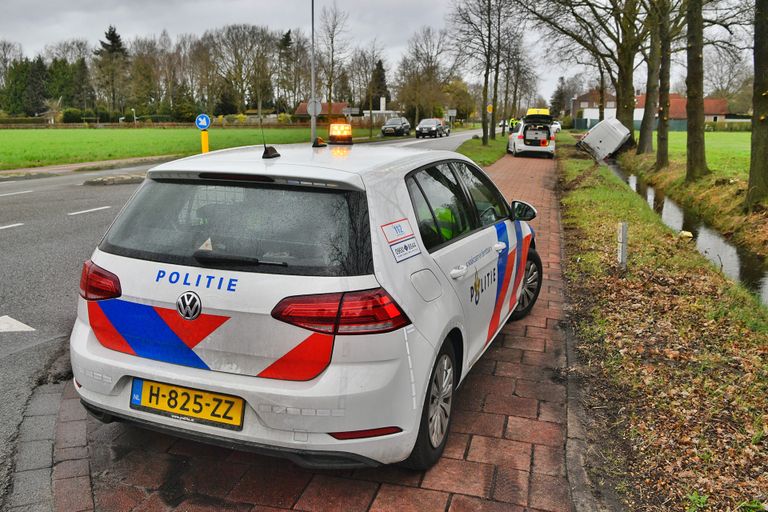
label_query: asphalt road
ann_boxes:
[0,128,481,496]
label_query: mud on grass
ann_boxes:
[558,142,768,510]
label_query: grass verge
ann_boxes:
[617,132,767,257]
[456,135,509,166]
[0,127,373,170]
[559,138,768,510]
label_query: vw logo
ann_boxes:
[176,291,202,320]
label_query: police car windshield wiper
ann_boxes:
[192,250,288,267]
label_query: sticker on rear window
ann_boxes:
[390,237,421,263]
[380,218,414,244]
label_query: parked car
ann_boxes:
[415,118,445,138]
[72,139,542,471]
[576,118,631,161]
[551,121,562,133]
[507,113,556,158]
[381,117,411,136]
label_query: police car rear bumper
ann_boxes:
[80,398,380,469]
[70,317,429,466]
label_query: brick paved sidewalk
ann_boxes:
[8,153,573,512]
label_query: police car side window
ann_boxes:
[407,164,475,250]
[406,178,443,251]
[451,162,509,227]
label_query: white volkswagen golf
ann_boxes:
[70,139,542,470]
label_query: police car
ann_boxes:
[70,134,542,470]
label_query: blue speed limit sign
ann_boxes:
[195,114,211,131]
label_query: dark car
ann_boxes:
[415,118,445,138]
[381,117,411,136]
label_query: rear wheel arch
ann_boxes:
[445,328,464,384]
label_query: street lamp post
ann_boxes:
[310,0,317,144]
[131,108,137,127]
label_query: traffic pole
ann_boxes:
[310,0,317,144]
[201,130,209,153]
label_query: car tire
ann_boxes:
[510,248,542,320]
[402,339,456,470]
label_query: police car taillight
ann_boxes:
[80,260,122,300]
[271,288,410,335]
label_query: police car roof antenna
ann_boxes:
[259,111,280,159]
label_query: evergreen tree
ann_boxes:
[3,58,30,114]
[336,67,353,105]
[23,56,48,115]
[214,82,238,115]
[370,59,389,107]
[47,58,75,106]
[71,58,94,110]
[549,77,567,117]
[93,25,129,113]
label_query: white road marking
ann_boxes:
[0,180,17,185]
[0,223,24,230]
[0,315,35,332]
[67,206,111,216]
[0,190,33,198]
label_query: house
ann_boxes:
[577,93,734,130]
[294,101,349,118]
[570,89,617,118]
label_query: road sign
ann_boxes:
[342,107,360,115]
[447,109,457,117]
[307,99,323,117]
[195,114,211,131]
[486,104,493,114]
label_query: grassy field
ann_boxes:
[559,137,767,510]
[664,131,751,179]
[0,127,373,170]
[456,134,509,166]
[616,130,767,257]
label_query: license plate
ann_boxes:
[130,378,244,430]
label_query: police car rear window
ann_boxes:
[100,179,373,277]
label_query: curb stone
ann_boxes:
[83,174,146,186]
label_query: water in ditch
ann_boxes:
[606,162,768,306]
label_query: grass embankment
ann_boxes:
[616,131,768,257]
[559,138,767,510]
[0,127,372,170]
[456,134,509,166]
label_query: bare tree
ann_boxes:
[512,0,647,144]
[451,0,498,145]
[0,40,22,89]
[44,39,90,63]
[319,2,349,103]
[686,0,709,180]
[747,0,768,208]
[637,0,662,154]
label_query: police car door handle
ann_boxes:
[449,265,467,279]
[493,242,507,253]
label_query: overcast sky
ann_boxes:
[0,0,579,99]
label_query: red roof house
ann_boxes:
[635,93,728,120]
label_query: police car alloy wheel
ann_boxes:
[70,142,540,470]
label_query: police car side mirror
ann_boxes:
[511,200,537,222]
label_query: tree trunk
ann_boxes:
[502,65,511,136]
[616,46,636,145]
[685,0,708,181]
[656,0,671,170]
[598,61,606,122]
[490,6,501,140]
[747,0,768,208]
[482,64,490,145]
[637,8,661,155]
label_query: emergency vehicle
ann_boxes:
[71,129,542,469]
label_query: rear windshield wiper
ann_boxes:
[192,250,288,267]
